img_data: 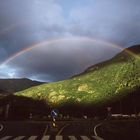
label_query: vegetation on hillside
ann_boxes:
[15,45,140,107]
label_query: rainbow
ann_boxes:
[1,36,139,66]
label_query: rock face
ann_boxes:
[15,45,140,107]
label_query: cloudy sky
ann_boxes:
[0,0,140,82]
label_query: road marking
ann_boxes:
[94,123,102,137]
[41,136,50,140]
[92,136,104,140]
[56,136,63,140]
[57,124,70,135]
[13,136,25,140]
[93,120,105,140]
[0,124,4,132]
[80,136,91,140]
[0,136,12,140]
[0,135,102,140]
[68,136,77,140]
[28,136,38,140]
[43,125,49,135]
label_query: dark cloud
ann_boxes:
[0,0,139,81]
[5,40,120,81]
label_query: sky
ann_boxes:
[0,0,140,82]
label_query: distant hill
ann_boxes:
[0,78,44,93]
[0,89,10,94]
[15,45,140,114]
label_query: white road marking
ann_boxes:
[57,124,70,135]
[68,136,77,140]
[80,136,91,140]
[41,136,50,140]
[56,135,63,140]
[93,120,105,140]
[92,136,104,140]
[0,136,12,140]
[43,125,48,136]
[28,136,38,140]
[94,123,102,137]
[0,135,102,140]
[13,136,25,140]
[0,124,4,132]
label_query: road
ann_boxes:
[0,120,101,140]
[93,123,104,140]
[0,135,100,140]
[0,119,139,140]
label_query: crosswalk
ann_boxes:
[0,135,103,140]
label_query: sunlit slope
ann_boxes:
[15,45,140,106]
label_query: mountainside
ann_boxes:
[0,78,44,93]
[15,45,140,108]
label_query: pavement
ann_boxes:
[0,119,139,140]
[0,135,101,140]
[0,120,104,140]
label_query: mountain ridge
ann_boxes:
[0,78,44,93]
[15,45,140,109]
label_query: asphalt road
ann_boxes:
[0,120,103,140]
[0,120,98,135]
[0,120,140,140]
[0,135,100,140]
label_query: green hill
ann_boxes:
[0,78,44,93]
[15,45,140,107]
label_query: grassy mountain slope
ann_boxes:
[15,45,140,107]
[0,78,44,93]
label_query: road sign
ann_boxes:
[51,109,59,117]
